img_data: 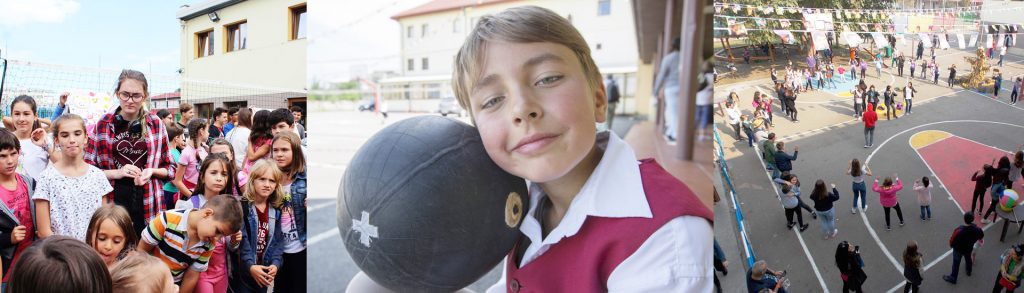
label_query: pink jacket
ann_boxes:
[873,179,904,207]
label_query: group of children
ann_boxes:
[0,91,308,293]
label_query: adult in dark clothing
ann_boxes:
[775,173,816,217]
[971,164,994,215]
[949,65,958,88]
[747,260,788,293]
[604,74,621,130]
[984,157,1013,223]
[995,71,1004,98]
[867,86,880,114]
[944,212,986,284]
[775,142,798,174]
[811,180,841,239]
[785,88,798,122]
[884,86,898,120]
[897,55,906,77]
[837,241,867,293]
[777,84,789,116]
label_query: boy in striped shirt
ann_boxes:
[138,195,243,293]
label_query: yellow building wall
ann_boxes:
[179,0,307,91]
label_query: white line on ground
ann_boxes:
[309,201,334,212]
[862,120,1024,292]
[310,228,340,246]
[309,163,348,170]
[752,144,831,293]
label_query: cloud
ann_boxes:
[0,0,80,27]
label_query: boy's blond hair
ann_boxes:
[452,6,603,118]
[110,253,170,293]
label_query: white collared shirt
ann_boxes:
[485,132,712,293]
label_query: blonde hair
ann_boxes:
[110,253,170,293]
[244,159,286,208]
[452,6,602,119]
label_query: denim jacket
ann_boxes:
[240,201,284,269]
[288,171,307,247]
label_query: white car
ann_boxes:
[437,96,465,117]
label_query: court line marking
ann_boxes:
[309,201,334,212]
[310,228,340,246]
[752,143,830,293]
[860,121,1024,293]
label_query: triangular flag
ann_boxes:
[715,6,722,13]
[756,18,767,28]
[780,19,790,27]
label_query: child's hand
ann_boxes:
[266,265,278,277]
[231,231,242,245]
[831,183,836,189]
[30,128,46,148]
[875,176,881,181]
[250,266,272,287]
[10,225,26,244]
[118,165,140,180]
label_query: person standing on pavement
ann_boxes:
[999,45,1007,67]
[848,159,873,214]
[984,157,1012,224]
[852,87,864,119]
[775,142,798,176]
[993,244,1024,293]
[904,82,917,115]
[785,88,798,122]
[944,212,985,284]
[836,241,867,293]
[726,102,743,141]
[933,61,941,85]
[604,74,621,130]
[874,174,905,231]
[714,239,729,293]
[994,70,1004,98]
[763,133,779,179]
[910,58,917,80]
[863,104,878,148]
[884,85,898,119]
[1011,77,1021,105]
[811,180,840,239]
[904,240,924,293]
[778,176,810,232]
[898,54,906,77]
[971,163,995,216]
[915,177,933,221]
[949,65,958,88]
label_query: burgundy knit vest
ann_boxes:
[503,159,713,292]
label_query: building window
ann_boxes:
[422,58,429,70]
[226,21,247,52]
[598,0,611,16]
[290,3,307,40]
[196,103,213,119]
[407,59,414,71]
[196,30,214,58]
[421,23,429,38]
[407,25,414,38]
[223,101,248,110]
[596,43,602,50]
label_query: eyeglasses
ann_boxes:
[117,91,145,102]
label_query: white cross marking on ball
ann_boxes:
[352,211,379,247]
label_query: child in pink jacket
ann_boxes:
[874,174,905,230]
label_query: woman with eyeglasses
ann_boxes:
[85,69,175,236]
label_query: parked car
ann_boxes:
[358,99,375,112]
[437,96,464,117]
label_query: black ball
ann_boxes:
[338,116,528,292]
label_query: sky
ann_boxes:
[0,0,191,77]
[309,0,431,84]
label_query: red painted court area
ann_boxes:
[915,133,1024,224]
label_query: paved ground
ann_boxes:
[306,109,637,292]
[715,40,1024,293]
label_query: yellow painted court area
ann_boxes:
[910,130,953,149]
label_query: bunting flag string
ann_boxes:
[713,2,1024,16]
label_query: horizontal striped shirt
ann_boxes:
[141,209,215,282]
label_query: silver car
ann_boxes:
[437,96,465,117]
